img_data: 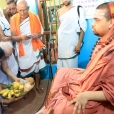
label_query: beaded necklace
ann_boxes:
[90,36,114,60]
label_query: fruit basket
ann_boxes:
[0,77,35,99]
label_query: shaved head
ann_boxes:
[17,0,28,8]
[96,2,111,21]
[0,42,13,59]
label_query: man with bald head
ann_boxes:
[10,0,46,94]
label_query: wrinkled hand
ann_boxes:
[32,33,39,39]
[73,68,85,74]
[68,92,88,114]
[74,44,81,53]
[21,35,32,40]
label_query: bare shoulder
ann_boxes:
[57,7,66,17]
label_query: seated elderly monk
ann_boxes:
[42,2,114,114]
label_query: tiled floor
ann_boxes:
[2,79,51,114]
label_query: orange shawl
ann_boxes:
[11,12,44,57]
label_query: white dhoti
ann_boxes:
[57,6,87,69]
[57,55,78,69]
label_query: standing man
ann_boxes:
[10,0,46,94]
[55,0,87,69]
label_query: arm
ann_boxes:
[0,25,5,37]
[10,17,26,42]
[0,25,12,41]
[0,97,22,105]
[74,7,87,53]
[1,60,18,81]
[74,28,84,53]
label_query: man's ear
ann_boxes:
[28,6,29,10]
[109,18,114,29]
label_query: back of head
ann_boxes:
[0,47,5,59]
[0,42,13,56]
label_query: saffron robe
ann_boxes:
[43,26,114,114]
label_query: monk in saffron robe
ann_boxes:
[43,2,114,114]
[10,0,46,94]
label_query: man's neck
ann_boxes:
[100,33,109,42]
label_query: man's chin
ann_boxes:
[93,33,100,36]
[93,31,98,36]
[63,2,71,6]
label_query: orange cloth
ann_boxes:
[11,12,44,56]
[108,2,114,18]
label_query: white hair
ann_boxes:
[0,41,13,52]
[17,0,28,7]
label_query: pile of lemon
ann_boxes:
[0,82,24,99]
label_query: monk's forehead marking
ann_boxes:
[94,10,105,19]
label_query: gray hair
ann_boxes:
[0,42,13,52]
[17,0,28,7]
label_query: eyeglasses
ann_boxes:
[18,7,29,13]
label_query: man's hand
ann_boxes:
[4,96,23,104]
[68,92,88,114]
[32,33,42,39]
[15,78,22,82]
[74,44,81,53]
[21,35,32,40]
